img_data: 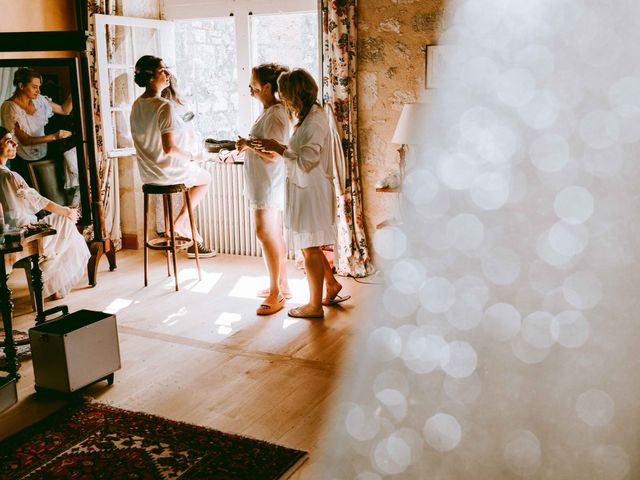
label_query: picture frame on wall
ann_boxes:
[425,44,445,89]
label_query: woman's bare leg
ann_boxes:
[174,170,210,240]
[255,208,289,306]
[290,246,324,316]
[321,251,342,302]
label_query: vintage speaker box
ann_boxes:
[29,310,121,393]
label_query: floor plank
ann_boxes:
[0,249,378,478]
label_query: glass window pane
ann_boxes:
[108,68,133,108]
[250,12,319,85]
[175,18,238,140]
[106,25,133,65]
[132,27,161,60]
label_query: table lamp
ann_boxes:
[391,102,429,179]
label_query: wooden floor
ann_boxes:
[0,249,379,478]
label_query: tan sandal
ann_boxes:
[256,296,286,316]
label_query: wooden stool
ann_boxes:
[143,183,202,291]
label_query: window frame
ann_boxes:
[163,0,318,136]
[94,14,175,158]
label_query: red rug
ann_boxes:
[0,400,307,479]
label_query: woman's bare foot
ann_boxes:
[288,304,324,319]
[45,292,64,301]
[257,287,292,299]
[322,282,343,305]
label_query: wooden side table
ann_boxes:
[375,187,402,229]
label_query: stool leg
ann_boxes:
[143,192,149,287]
[185,190,202,281]
[163,194,171,277]
[167,194,180,291]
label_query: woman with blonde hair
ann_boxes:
[253,68,348,318]
[237,63,291,315]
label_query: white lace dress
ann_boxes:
[0,95,53,160]
[0,165,89,297]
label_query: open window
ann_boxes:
[95,1,318,158]
[94,14,175,158]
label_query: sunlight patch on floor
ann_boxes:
[161,268,222,293]
[162,306,188,326]
[229,275,309,303]
[103,298,134,314]
[214,312,243,336]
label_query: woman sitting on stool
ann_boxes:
[129,55,215,258]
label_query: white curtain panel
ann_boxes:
[318,1,640,478]
[0,67,18,124]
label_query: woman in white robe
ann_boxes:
[236,63,291,315]
[0,126,89,300]
[252,69,348,319]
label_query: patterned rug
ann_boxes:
[0,400,307,479]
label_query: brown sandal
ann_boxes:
[256,296,286,316]
[287,306,324,319]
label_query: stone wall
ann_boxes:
[357,0,446,261]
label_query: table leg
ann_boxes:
[0,262,19,380]
[30,254,45,326]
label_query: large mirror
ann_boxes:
[0,58,91,226]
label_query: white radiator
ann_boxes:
[197,162,261,256]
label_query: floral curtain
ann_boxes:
[322,0,374,277]
[86,1,122,249]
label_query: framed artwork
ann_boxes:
[425,44,445,89]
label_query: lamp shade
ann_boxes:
[391,102,429,145]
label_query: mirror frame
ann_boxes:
[0,57,91,225]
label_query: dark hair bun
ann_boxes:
[134,55,163,87]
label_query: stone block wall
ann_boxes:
[357,0,446,259]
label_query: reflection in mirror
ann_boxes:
[0,62,84,209]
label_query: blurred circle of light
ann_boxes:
[367,327,402,362]
[390,259,426,294]
[423,413,462,452]
[482,303,522,341]
[521,311,555,349]
[518,90,559,130]
[528,259,564,294]
[512,334,550,364]
[485,124,520,164]
[551,310,590,348]
[536,231,573,267]
[515,44,555,80]
[576,389,615,427]
[345,403,380,441]
[554,186,594,224]
[372,436,412,475]
[383,287,419,319]
[562,271,603,309]
[530,133,570,172]
[503,430,542,477]
[470,172,511,210]
[402,330,448,374]
[443,373,482,404]
[419,277,456,313]
[440,341,478,378]
[608,76,640,116]
[552,69,585,109]
[446,275,489,331]
[579,110,621,149]
[375,389,408,422]
[446,213,485,251]
[582,145,625,178]
[438,153,480,190]
[548,222,589,257]
[373,226,407,260]
[404,168,439,206]
[390,428,424,467]
[481,247,521,285]
[374,370,409,397]
[495,68,536,107]
[591,445,630,480]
